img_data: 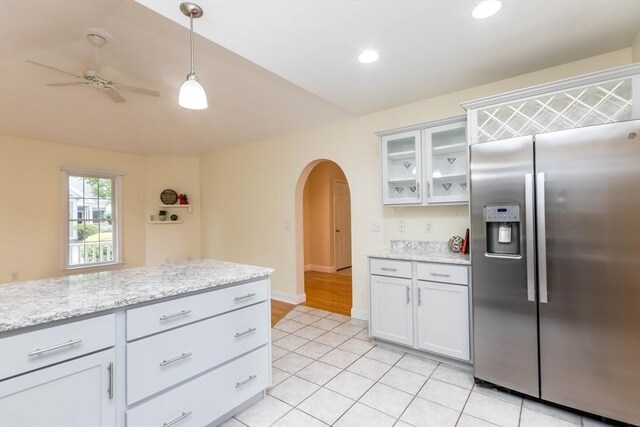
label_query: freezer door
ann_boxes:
[536,120,640,425]
[470,135,539,397]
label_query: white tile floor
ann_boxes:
[222,306,615,427]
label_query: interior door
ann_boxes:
[334,180,351,270]
[536,120,640,425]
[470,135,539,397]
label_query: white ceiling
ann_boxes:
[1,0,639,155]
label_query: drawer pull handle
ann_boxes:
[159,309,192,321]
[163,411,192,427]
[160,352,192,367]
[107,362,114,400]
[28,338,83,356]
[234,293,256,302]
[430,272,451,278]
[236,374,257,388]
[235,327,257,338]
[380,267,397,272]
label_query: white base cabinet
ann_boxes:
[369,257,471,362]
[0,349,116,427]
[370,275,414,346]
[416,281,469,360]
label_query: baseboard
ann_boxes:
[350,308,369,321]
[271,291,306,305]
[305,264,337,273]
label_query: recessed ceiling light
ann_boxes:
[472,0,502,19]
[358,50,380,64]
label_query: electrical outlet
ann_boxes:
[284,221,291,231]
[371,222,381,232]
[398,220,406,232]
[426,222,433,233]
[10,272,18,281]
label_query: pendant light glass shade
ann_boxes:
[179,73,207,110]
[179,3,207,110]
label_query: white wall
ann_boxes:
[199,48,632,318]
[633,29,640,62]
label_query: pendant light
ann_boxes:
[178,2,207,110]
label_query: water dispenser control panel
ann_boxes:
[485,205,520,222]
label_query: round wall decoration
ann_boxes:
[448,235,464,253]
[160,189,178,205]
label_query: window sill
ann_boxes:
[62,262,125,275]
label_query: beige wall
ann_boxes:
[303,161,347,270]
[633,29,640,62]
[145,156,201,266]
[0,135,147,282]
[0,136,203,283]
[199,48,632,315]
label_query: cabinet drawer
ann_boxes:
[127,301,269,405]
[370,258,412,279]
[416,263,468,285]
[126,345,269,427]
[0,314,115,380]
[126,278,268,341]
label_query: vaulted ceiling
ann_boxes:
[1,0,638,154]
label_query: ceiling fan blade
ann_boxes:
[103,88,126,103]
[26,60,82,79]
[116,83,160,98]
[46,82,90,87]
[97,66,119,83]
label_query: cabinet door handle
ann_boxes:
[107,362,114,400]
[417,182,421,200]
[159,309,192,321]
[418,287,422,306]
[160,352,192,367]
[163,411,192,427]
[430,272,451,278]
[427,182,431,198]
[234,293,256,302]
[28,338,82,356]
[380,267,397,272]
[236,374,258,388]
[406,286,410,304]
[235,327,257,338]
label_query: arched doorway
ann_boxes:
[299,160,352,315]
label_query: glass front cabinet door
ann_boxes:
[424,121,468,204]
[381,130,422,205]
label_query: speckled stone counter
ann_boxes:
[0,259,274,333]
[368,240,470,265]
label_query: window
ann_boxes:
[63,168,122,269]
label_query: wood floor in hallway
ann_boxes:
[270,269,353,326]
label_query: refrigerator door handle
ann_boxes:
[536,172,548,303]
[525,173,536,302]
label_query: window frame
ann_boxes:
[61,167,123,271]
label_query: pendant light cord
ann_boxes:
[189,12,195,74]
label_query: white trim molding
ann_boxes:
[350,308,369,321]
[271,292,306,305]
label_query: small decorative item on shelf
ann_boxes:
[170,214,178,221]
[459,182,467,190]
[448,235,464,253]
[402,161,412,170]
[409,185,416,193]
[178,193,189,205]
[394,186,404,194]
[461,228,470,254]
[447,157,457,164]
[160,189,178,205]
[442,183,452,190]
[158,210,167,221]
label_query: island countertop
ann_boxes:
[0,259,274,333]
[368,240,471,265]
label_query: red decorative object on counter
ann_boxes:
[178,193,189,205]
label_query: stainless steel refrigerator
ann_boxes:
[470,120,640,425]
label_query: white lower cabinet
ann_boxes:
[369,258,471,362]
[370,274,413,346]
[0,348,115,427]
[416,281,469,360]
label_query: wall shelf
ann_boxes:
[159,204,192,213]
[148,221,183,224]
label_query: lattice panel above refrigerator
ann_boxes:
[475,78,633,143]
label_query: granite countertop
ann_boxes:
[368,240,470,265]
[0,259,274,333]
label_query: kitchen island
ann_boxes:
[0,259,274,427]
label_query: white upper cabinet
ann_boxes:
[378,116,468,206]
[381,130,423,205]
[424,121,468,204]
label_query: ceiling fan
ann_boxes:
[27,33,160,103]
